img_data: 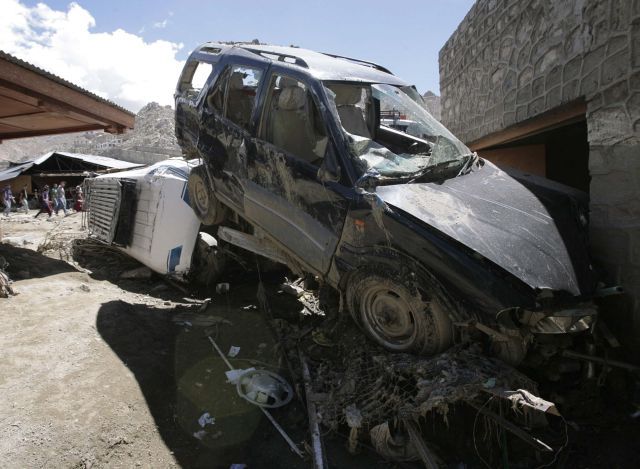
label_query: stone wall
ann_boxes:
[440,0,640,348]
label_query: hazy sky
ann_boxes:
[2,0,474,111]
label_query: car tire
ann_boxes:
[188,165,227,226]
[346,268,453,355]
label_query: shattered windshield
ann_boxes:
[324,82,472,179]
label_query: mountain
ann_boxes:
[422,91,442,121]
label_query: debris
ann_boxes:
[79,284,91,292]
[120,266,152,279]
[0,256,16,298]
[227,346,241,358]
[561,349,640,372]
[281,282,304,298]
[207,336,304,458]
[311,341,537,431]
[193,430,207,440]
[198,298,211,312]
[300,352,327,469]
[469,400,553,452]
[225,368,255,385]
[216,283,230,294]
[370,421,418,462]
[503,388,559,416]
[404,419,440,469]
[345,404,363,454]
[236,369,293,408]
[198,412,216,428]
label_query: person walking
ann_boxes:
[20,185,29,213]
[55,181,67,216]
[74,185,84,212]
[2,184,15,217]
[49,184,57,212]
[34,185,52,219]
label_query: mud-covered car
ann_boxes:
[175,43,603,367]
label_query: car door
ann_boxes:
[175,59,214,155]
[244,71,350,275]
[196,61,266,211]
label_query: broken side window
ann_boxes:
[179,60,214,100]
[225,65,264,131]
[206,67,230,113]
[260,75,328,166]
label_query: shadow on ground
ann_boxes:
[96,278,388,469]
[0,243,76,280]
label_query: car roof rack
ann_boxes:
[320,52,394,75]
[242,48,309,69]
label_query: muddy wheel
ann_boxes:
[346,269,453,355]
[188,165,226,226]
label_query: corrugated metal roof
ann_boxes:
[0,50,135,117]
[0,151,143,182]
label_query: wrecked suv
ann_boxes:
[175,43,601,367]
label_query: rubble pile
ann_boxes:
[311,342,537,431]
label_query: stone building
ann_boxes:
[439,0,640,349]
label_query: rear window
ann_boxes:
[179,61,214,98]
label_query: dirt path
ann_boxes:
[0,212,381,469]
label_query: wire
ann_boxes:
[534,415,569,469]
[472,396,495,469]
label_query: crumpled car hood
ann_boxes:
[376,163,596,296]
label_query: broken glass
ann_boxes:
[324,82,472,179]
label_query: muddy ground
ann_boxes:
[0,212,386,468]
[1,211,639,468]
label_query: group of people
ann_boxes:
[1,182,84,219]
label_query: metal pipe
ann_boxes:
[561,349,640,372]
[300,352,327,469]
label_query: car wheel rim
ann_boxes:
[360,285,417,349]
[193,177,209,214]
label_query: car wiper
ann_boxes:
[456,152,479,176]
[406,158,465,183]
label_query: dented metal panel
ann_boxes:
[375,161,597,296]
